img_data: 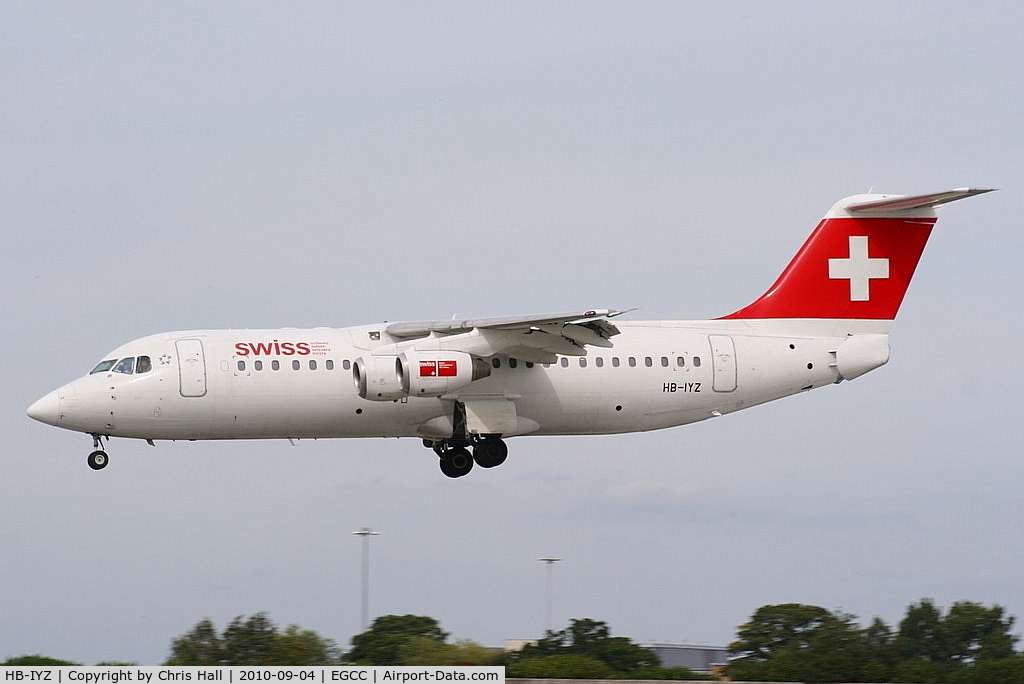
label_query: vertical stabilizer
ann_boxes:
[719,188,993,324]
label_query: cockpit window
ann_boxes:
[113,357,135,374]
[90,359,118,374]
[136,356,152,374]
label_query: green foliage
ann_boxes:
[516,618,667,675]
[397,637,501,666]
[621,665,712,680]
[2,655,81,666]
[506,653,613,678]
[345,615,449,665]
[944,600,1017,663]
[165,618,223,665]
[950,656,1024,684]
[729,599,1021,683]
[164,613,342,665]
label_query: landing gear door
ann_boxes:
[709,334,737,393]
[462,396,518,435]
[176,339,207,398]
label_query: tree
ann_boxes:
[506,654,612,679]
[729,599,1021,682]
[731,603,833,663]
[222,613,279,665]
[345,615,449,665]
[165,614,342,665]
[897,598,947,664]
[860,617,899,682]
[165,618,223,665]
[893,598,1019,681]
[275,625,345,665]
[943,600,1017,664]
[729,603,833,680]
[398,638,501,666]
[2,655,80,666]
[516,618,657,673]
[730,604,881,683]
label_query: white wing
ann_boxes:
[385,309,628,364]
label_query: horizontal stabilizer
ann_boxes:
[847,187,995,214]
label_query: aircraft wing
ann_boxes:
[386,309,628,364]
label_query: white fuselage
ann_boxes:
[38,319,876,444]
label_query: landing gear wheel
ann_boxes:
[87,450,109,470]
[439,447,474,478]
[473,438,508,468]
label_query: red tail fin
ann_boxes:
[720,188,993,321]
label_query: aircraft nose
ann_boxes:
[27,390,61,426]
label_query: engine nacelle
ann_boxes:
[353,355,404,401]
[399,351,490,398]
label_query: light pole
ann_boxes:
[538,557,562,635]
[353,527,379,631]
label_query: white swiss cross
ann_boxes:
[828,235,889,302]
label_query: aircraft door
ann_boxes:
[176,339,208,398]
[708,334,737,392]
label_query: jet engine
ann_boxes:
[353,355,404,401]
[399,351,490,397]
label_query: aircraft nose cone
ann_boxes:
[27,390,60,426]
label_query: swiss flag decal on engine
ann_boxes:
[419,360,458,377]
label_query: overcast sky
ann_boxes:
[3,1,1022,666]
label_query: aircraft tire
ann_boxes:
[87,450,109,470]
[473,439,508,468]
[439,447,473,478]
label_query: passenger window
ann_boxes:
[612,357,620,367]
[526,361,534,368]
[579,358,587,368]
[342,360,350,370]
[272,360,280,371]
[327,360,335,371]
[677,356,685,367]
[254,360,263,371]
[509,358,518,369]
[645,357,653,367]
[113,357,135,374]
[628,357,637,367]
[693,356,702,367]
[90,359,118,374]
[237,360,246,371]
[292,360,300,370]
[661,356,669,367]
[136,356,152,373]
[309,360,317,370]
[560,358,569,368]
[492,358,501,369]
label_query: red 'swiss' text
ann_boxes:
[234,341,313,356]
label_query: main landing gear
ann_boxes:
[426,435,509,479]
[87,433,109,470]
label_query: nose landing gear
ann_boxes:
[87,434,109,470]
